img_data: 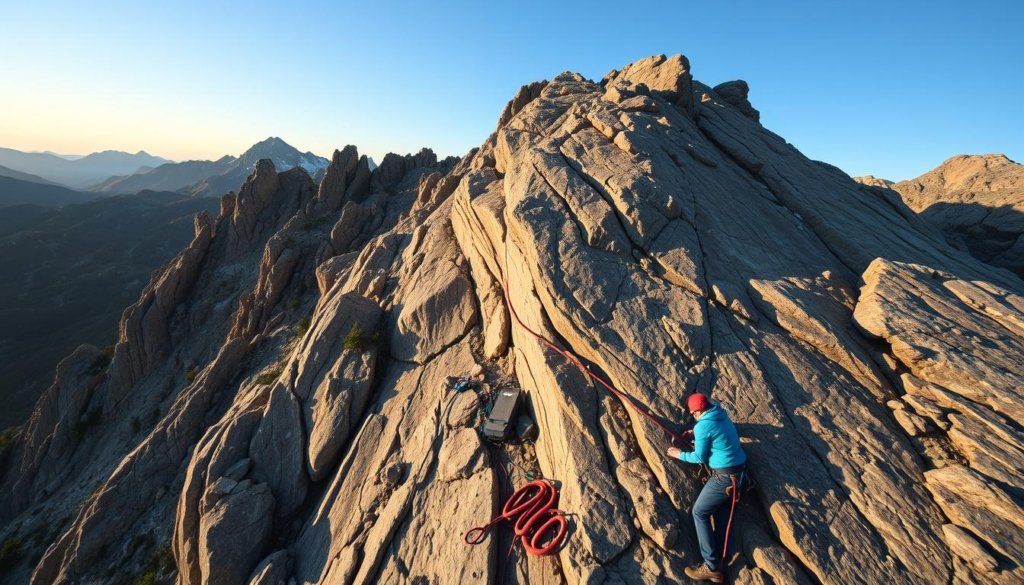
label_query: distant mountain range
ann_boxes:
[93,137,330,197]
[0,138,332,424]
[0,138,333,206]
[0,148,172,189]
[36,151,86,161]
[0,163,64,186]
[0,175,96,207]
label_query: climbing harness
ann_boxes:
[465,479,568,556]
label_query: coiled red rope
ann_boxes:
[464,479,568,556]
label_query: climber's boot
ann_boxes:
[684,563,724,583]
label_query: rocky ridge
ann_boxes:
[1,55,1022,585]
[857,154,1024,278]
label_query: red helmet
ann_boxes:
[687,393,711,414]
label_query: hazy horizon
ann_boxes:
[2,0,1022,181]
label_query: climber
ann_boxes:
[667,393,748,584]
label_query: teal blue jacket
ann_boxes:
[677,403,747,469]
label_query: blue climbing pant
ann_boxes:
[692,467,745,570]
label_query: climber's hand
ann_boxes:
[667,447,682,459]
[682,429,694,440]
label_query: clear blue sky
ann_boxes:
[1,0,1021,180]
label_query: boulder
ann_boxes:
[249,384,308,520]
[604,53,694,114]
[199,480,275,585]
[713,80,760,122]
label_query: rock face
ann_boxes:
[2,55,1023,585]
[858,154,1024,278]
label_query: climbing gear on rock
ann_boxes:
[442,375,481,428]
[465,479,568,556]
[482,386,524,442]
[684,562,725,583]
[446,375,479,394]
[516,414,538,442]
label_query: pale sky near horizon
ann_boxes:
[1,0,1021,181]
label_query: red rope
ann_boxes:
[721,474,739,566]
[465,480,568,556]
[501,276,683,445]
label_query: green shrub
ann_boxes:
[255,367,282,386]
[154,546,175,573]
[295,317,312,338]
[344,323,381,351]
[343,323,364,351]
[184,366,199,385]
[92,344,116,371]
[132,545,175,585]
[133,570,157,585]
[0,538,22,574]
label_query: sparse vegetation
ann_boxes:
[343,323,382,352]
[92,344,116,371]
[255,366,283,386]
[132,545,176,585]
[295,316,312,338]
[0,538,22,574]
[184,365,199,385]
